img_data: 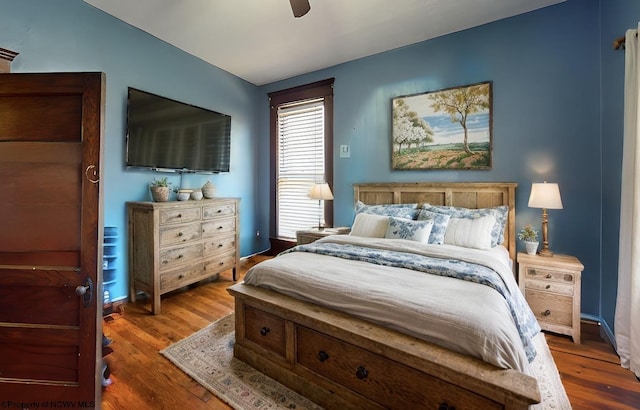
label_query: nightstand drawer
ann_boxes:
[525,289,572,327]
[524,279,573,296]
[524,267,575,283]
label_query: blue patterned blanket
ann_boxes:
[283,241,541,362]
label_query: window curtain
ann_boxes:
[615,25,640,379]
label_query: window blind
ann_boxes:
[277,99,325,239]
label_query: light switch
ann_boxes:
[340,144,350,158]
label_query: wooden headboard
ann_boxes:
[353,182,518,262]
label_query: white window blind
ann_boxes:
[277,99,326,239]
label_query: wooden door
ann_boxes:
[0,72,104,405]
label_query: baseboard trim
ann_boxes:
[581,313,617,351]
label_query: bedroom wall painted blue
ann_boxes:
[257,0,631,331]
[0,0,261,302]
[1,0,636,334]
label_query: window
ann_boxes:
[269,79,334,240]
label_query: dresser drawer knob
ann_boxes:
[217,225,223,230]
[260,327,270,336]
[178,274,184,279]
[218,243,224,248]
[546,284,551,289]
[439,403,456,410]
[317,350,329,362]
[543,309,551,316]
[355,366,368,380]
[546,273,552,278]
[178,232,183,237]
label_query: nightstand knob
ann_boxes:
[543,309,551,316]
[260,327,270,336]
[317,350,329,362]
[546,273,552,279]
[546,284,551,289]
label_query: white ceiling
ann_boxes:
[83,0,564,86]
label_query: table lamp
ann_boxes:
[309,182,333,230]
[528,182,563,257]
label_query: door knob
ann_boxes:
[76,277,93,307]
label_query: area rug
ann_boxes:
[161,314,570,409]
[160,314,322,409]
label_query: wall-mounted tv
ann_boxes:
[126,87,231,173]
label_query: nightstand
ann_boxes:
[296,227,350,245]
[517,252,584,343]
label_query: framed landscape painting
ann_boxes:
[391,81,492,170]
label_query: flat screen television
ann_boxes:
[126,87,231,173]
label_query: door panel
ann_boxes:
[0,72,103,404]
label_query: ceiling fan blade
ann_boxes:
[290,0,310,18]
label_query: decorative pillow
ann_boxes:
[416,210,451,244]
[349,213,389,238]
[421,204,508,247]
[385,217,434,243]
[355,201,419,219]
[444,215,496,250]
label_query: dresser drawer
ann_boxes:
[296,326,500,409]
[203,203,236,219]
[160,263,210,292]
[524,279,573,296]
[159,223,202,247]
[203,233,236,255]
[159,243,203,271]
[525,289,572,326]
[203,252,236,273]
[244,306,286,357]
[159,207,202,225]
[524,267,575,283]
[202,217,236,238]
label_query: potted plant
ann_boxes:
[518,224,539,255]
[149,177,171,202]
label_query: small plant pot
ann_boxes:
[525,241,539,255]
[150,186,170,202]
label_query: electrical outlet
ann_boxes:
[340,144,350,158]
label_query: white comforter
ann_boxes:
[243,235,538,373]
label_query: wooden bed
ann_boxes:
[228,182,541,409]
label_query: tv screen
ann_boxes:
[126,87,231,173]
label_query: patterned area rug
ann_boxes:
[160,314,322,409]
[161,314,570,409]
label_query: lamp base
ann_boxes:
[538,248,554,257]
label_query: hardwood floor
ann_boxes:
[102,255,639,409]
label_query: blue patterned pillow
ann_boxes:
[355,201,419,219]
[421,204,508,247]
[385,217,433,243]
[416,210,451,244]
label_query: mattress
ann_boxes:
[243,235,540,373]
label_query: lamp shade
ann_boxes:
[309,182,334,200]
[528,182,563,209]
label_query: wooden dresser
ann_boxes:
[127,198,240,314]
[517,252,583,343]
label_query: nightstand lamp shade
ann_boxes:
[309,182,333,230]
[528,182,563,257]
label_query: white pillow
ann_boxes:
[385,217,433,243]
[444,215,496,250]
[350,213,389,238]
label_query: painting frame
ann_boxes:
[391,81,493,170]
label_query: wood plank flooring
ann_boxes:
[102,255,639,409]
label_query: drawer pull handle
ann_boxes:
[317,350,329,362]
[178,274,184,279]
[546,273,552,279]
[218,226,223,230]
[439,403,455,410]
[178,232,183,237]
[260,327,270,336]
[355,366,368,380]
[217,209,222,213]
[178,254,183,259]
[543,309,551,316]
[218,244,224,248]
[545,284,551,289]
[177,214,182,218]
